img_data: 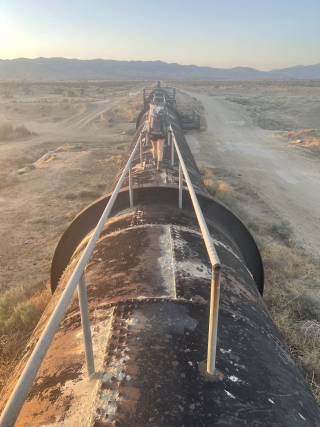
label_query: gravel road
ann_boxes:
[183,90,320,258]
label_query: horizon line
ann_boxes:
[1,57,320,73]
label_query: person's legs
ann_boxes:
[157,139,165,169]
[157,139,165,161]
[151,140,158,162]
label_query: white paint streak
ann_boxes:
[224,390,235,399]
[220,348,232,354]
[158,225,175,298]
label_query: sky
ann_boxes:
[0,0,319,71]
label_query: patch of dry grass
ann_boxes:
[108,95,143,123]
[60,188,102,200]
[200,165,320,403]
[0,122,34,141]
[200,166,249,223]
[0,286,51,389]
[284,129,320,154]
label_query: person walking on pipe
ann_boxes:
[146,102,167,170]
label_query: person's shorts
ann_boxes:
[150,133,164,141]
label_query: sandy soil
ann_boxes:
[179,89,320,259]
[0,81,143,294]
[1,80,319,295]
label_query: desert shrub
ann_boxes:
[0,122,33,141]
[50,215,67,224]
[203,178,219,195]
[246,216,261,233]
[105,155,122,164]
[200,166,250,223]
[294,293,320,322]
[262,243,303,283]
[0,287,49,335]
[268,219,293,241]
[77,189,101,198]
[15,125,32,137]
[24,163,36,172]
[61,189,101,199]
[109,96,143,122]
[197,164,207,176]
[65,89,77,97]
[61,191,78,200]
[252,234,266,251]
[0,287,50,390]
[0,172,19,189]
[29,216,48,224]
[52,87,64,94]
[0,122,13,140]
[215,190,248,223]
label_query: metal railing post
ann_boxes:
[140,135,143,167]
[171,132,174,166]
[129,162,133,208]
[169,124,222,375]
[207,266,221,375]
[78,274,95,377]
[146,132,150,146]
[179,162,183,209]
[168,130,171,146]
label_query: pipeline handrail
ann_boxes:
[0,124,146,427]
[169,123,221,375]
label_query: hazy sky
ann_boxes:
[0,0,319,70]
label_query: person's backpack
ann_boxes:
[150,112,163,134]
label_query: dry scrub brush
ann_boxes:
[108,95,143,123]
[0,122,33,141]
[284,129,320,154]
[200,165,320,403]
[0,286,51,390]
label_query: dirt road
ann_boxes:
[0,98,116,159]
[182,90,320,258]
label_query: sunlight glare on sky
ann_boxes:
[0,0,319,70]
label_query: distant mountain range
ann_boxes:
[0,58,319,80]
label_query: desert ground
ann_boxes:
[0,80,147,296]
[0,79,320,400]
[174,80,320,260]
[3,79,319,294]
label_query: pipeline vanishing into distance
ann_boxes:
[0,83,319,427]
